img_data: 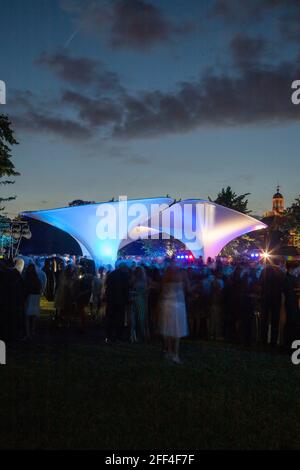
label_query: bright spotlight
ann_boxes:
[101,245,113,257]
[261,251,270,261]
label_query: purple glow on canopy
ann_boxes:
[21,198,267,265]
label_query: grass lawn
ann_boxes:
[0,300,300,450]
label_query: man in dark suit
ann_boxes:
[0,259,24,342]
[105,263,130,342]
[260,259,284,346]
[284,263,300,348]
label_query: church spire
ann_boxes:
[272,184,284,214]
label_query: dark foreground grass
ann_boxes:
[0,313,300,449]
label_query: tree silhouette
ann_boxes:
[68,199,95,206]
[0,115,19,252]
[286,196,300,231]
[209,186,254,256]
[0,114,19,211]
[209,186,251,214]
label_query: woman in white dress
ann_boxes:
[160,265,189,364]
[24,263,44,339]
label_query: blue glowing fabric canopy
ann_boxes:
[21,197,266,266]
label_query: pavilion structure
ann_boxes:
[21,197,267,266]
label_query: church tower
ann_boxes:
[264,185,285,218]
[272,185,285,215]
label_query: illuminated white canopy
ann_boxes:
[21,197,266,266]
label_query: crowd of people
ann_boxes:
[0,257,46,341]
[0,253,300,363]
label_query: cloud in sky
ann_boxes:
[230,33,267,68]
[211,0,294,20]
[109,0,195,50]
[112,59,300,138]
[60,0,195,51]
[211,0,300,44]
[62,90,122,127]
[279,12,300,42]
[13,111,91,140]
[36,51,124,93]
[9,46,300,141]
[10,88,91,140]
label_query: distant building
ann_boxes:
[262,186,300,253]
[264,185,285,217]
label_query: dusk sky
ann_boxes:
[1,0,300,217]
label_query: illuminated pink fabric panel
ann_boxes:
[21,198,266,265]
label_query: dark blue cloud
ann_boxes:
[60,0,196,51]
